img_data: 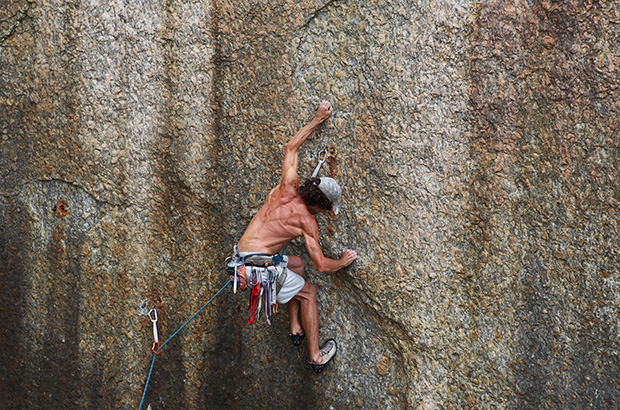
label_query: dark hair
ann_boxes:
[298,177,332,211]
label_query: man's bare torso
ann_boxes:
[237,185,315,255]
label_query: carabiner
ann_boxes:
[311,149,328,178]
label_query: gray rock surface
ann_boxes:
[1,0,618,409]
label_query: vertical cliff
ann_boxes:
[1,0,618,409]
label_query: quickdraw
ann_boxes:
[148,308,159,353]
[139,280,231,410]
[225,249,245,294]
[264,269,276,327]
[311,149,327,178]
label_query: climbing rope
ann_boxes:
[271,242,289,265]
[138,279,231,410]
[138,354,157,410]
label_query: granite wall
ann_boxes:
[1,0,618,409]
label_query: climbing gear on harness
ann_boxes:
[148,308,159,353]
[139,280,231,410]
[225,246,246,293]
[257,284,264,321]
[264,271,274,326]
[311,149,327,178]
[226,244,289,327]
[248,280,260,325]
[289,332,305,346]
[309,339,338,374]
[225,244,288,293]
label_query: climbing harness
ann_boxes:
[226,243,288,293]
[311,149,328,178]
[225,243,289,326]
[138,280,231,410]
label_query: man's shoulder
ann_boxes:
[296,204,318,230]
[262,190,306,218]
[269,183,298,199]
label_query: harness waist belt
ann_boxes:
[241,253,279,266]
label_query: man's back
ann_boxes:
[237,185,313,255]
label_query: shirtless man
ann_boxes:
[235,101,357,372]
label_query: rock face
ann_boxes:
[1,0,619,409]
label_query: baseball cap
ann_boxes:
[317,177,342,214]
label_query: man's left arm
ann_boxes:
[280,101,333,191]
[302,216,357,273]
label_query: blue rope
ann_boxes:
[138,279,231,409]
[155,280,231,353]
[272,242,289,265]
[138,353,157,410]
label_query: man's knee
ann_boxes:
[303,282,316,299]
[295,282,316,301]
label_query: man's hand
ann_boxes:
[315,101,333,124]
[340,249,357,267]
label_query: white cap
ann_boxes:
[317,177,342,214]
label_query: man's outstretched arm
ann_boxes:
[280,101,333,191]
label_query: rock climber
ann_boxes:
[234,101,357,372]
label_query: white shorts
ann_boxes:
[239,253,305,304]
[275,268,305,304]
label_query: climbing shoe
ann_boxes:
[289,332,305,347]
[309,339,337,373]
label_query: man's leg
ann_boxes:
[286,256,305,336]
[292,281,322,363]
